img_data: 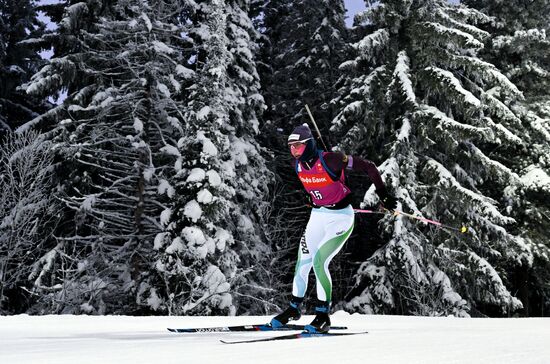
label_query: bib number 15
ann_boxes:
[310,190,323,200]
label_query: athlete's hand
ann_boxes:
[377,190,397,210]
[305,193,313,208]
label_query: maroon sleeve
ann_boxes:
[324,152,346,176]
[349,156,386,193]
[324,153,386,193]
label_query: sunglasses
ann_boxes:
[289,142,307,157]
[289,142,306,149]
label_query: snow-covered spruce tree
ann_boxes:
[262,0,348,135]
[23,0,194,314]
[151,0,272,315]
[0,0,50,131]
[0,131,60,313]
[334,0,538,317]
[462,0,550,316]
[16,0,115,133]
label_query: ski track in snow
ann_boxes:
[1,312,549,364]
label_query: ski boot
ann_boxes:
[304,300,331,333]
[270,296,303,328]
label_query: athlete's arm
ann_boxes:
[324,152,385,192]
[347,156,386,193]
[325,152,397,208]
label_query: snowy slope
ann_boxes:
[1,312,549,364]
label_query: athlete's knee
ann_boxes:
[312,253,327,275]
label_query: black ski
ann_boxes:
[220,330,368,344]
[167,323,348,333]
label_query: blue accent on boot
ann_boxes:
[304,324,318,333]
[290,302,299,309]
[305,301,331,333]
[315,305,330,313]
[270,318,284,328]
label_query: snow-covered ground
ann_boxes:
[1,312,549,364]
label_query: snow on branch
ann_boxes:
[464,142,520,185]
[353,29,389,63]
[429,266,469,316]
[423,159,515,226]
[15,103,65,134]
[141,13,153,33]
[23,57,76,97]
[420,21,484,49]
[482,117,523,145]
[444,5,494,26]
[347,250,394,313]
[387,51,416,106]
[525,111,550,143]
[339,59,358,71]
[29,243,64,290]
[521,165,550,193]
[435,8,490,41]
[331,101,364,132]
[386,218,427,282]
[466,251,523,311]
[480,90,522,126]
[0,132,60,295]
[415,104,493,142]
[451,55,523,98]
[331,66,387,132]
[424,67,480,107]
[181,265,232,313]
[493,29,549,51]
[514,61,550,79]
[59,2,89,32]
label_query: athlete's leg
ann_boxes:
[312,207,355,302]
[291,234,313,297]
[271,210,323,328]
[292,212,324,297]
[305,207,354,333]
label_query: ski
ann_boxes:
[167,323,348,333]
[220,330,368,344]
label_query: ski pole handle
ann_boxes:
[353,208,386,215]
[304,104,330,151]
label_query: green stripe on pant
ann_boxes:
[312,222,354,301]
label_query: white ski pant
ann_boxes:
[292,205,354,302]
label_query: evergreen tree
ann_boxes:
[334,0,542,317]
[23,0,194,314]
[462,0,550,316]
[150,0,273,315]
[17,0,116,134]
[262,0,348,136]
[0,0,49,131]
[0,131,59,313]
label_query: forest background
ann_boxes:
[0,0,549,318]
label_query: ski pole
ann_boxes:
[304,104,330,151]
[354,208,469,233]
[353,208,387,216]
[385,208,469,233]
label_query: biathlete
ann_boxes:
[270,124,397,333]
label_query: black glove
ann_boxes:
[377,190,398,210]
[305,193,313,207]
